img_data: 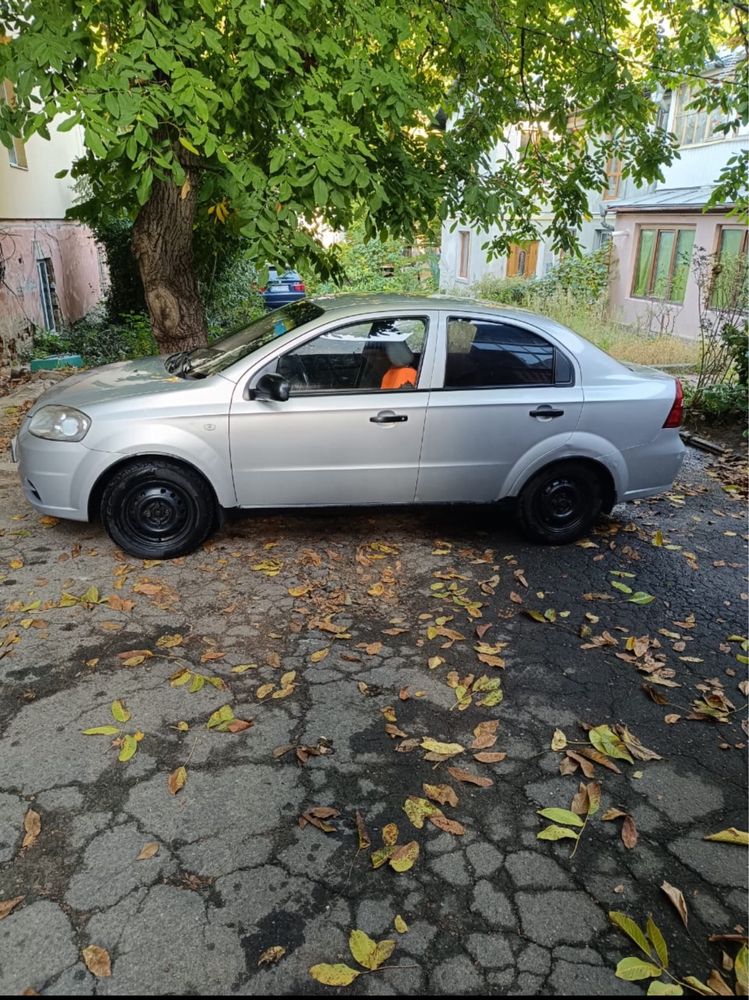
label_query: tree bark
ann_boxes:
[132,160,208,355]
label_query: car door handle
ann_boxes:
[370,411,408,424]
[529,406,565,419]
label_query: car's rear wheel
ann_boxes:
[517,461,602,544]
[100,459,216,559]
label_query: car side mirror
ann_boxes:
[253,372,290,402]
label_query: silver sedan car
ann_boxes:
[13,294,685,559]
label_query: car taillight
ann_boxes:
[663,378,683,428]
[259,287,266,293]
[292,282,305,292]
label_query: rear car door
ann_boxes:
[229,313,436,506]
[416,312,584,502]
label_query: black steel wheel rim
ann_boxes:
[533,475,587,532]
[121,481,195,544]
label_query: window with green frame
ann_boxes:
[710,227,748,310]
[631,226,695,303]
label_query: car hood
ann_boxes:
[29,357,199,412]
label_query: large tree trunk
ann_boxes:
[132,161,208,355]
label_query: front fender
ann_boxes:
[501,432,627,500]
[85,419,236,508]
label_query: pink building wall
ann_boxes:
[0,220,105,367]
[608,210,742,339]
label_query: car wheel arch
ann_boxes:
[508,455,617,513]
[87,454,222,523]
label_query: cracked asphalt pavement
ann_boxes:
[0,400,747,995]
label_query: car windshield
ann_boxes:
[172,300,325,377]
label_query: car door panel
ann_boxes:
[229,312,437,507]
[416,313,584,502]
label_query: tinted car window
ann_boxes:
[444,317,571,388]
[275,317,428,393]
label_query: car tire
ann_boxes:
[516,461,602,545]
[100,459,217,559]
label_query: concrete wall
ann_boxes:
[607,210,744,339]
[0,221,104,367]
[0,122,85,221]
[0,121,105,368]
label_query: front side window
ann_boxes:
[631,227,695,303]
[444,317,572,388]
[274,316,428,393]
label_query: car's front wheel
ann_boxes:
[517,461,602,544]
[100,459,217,559]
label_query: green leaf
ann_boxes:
[646,915,669,969]
[703,828,749,845]
[309,963,360,986]
[611,580,633,594]
[111,699,131,723]
[82,725,120,736]
[736,944,748,995]
[403,796,441,829]
[647,982,683,995]
[609,912,654,959]
[615,957,664,981]
[537,808,584,827]
[178,135,200,155]
[118,734,138,762]
[207,704,235,730]
[681,976,718,995]
[348,930,395,971]
[537,824,579,841]
[589,725,634,763]
[629,591,656,605]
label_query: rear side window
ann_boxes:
[444,317,573,388]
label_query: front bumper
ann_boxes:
[15,421,104,521]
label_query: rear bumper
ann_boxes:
[619,430,686,501]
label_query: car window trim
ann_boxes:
[252,313,432,398]
[440,313,576,390]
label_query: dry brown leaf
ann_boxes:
[82,945,112,978]
[473,751,506,764]
[706,969,734,996]
[428,813,465,836]
[258,945,286,966]
[136,841,160,861]
[447,766,493,787]
[622,815,638,849]
[355,810,371,850]
[299,806,340,833]
[168,766,187,796]
[571,783,589,816]
[470,720,499,750]
[399,687,410,701]
[22,809,40,850]
[661,880,689,928]
[423,783,459,807]
[566,750,596,778]
[384,723,407,739]
[0,896,23,920]
[395,738,421,753]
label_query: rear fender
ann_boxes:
[501,432,626,500]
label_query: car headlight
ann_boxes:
[28,405,91,442]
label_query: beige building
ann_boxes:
[0,81,105,369]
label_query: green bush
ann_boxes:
[473,245,612,309]
[307,221,437,296]
[684,382,748,423]
[91,217,146,321]
[31,312,156,367]
[721,321,749,386]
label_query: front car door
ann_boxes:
[229,312,437,507]
[416,312,584,502]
